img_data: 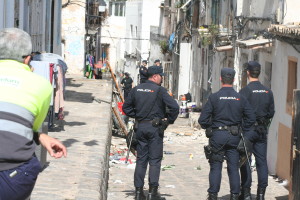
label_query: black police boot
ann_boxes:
[239,187,252,200]
[135,187,146,200]
[256,188,266,200]
[230,193,239,200]
[207,193,218,200]
[147,186,166,200]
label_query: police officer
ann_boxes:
[123,66,179,200]
[239,61,275,200]
[154,59,161,66]
[198,68,255,200]
[121,72,133,99]
[139,60,148,84]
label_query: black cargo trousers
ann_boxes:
[134,121,163,188]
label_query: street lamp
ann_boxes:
[96,0,107,63]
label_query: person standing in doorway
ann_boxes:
[198,68,255,200]
[0,28,67,200]
[139,60,148,84]
[121,72,134,99]
[123,66,179,200]
[239,61,275,200]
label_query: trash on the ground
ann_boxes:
[109,154,121,161]
[110,160,121,164]
[164,151,174,155]
[161,165,175,171]
[195,166,201,170]
[165,185,176,188]
[278,179,288,187]
[119,157,133,164]
[114,180,123,184]
[127,163,136,169]
[184,132,193,136]
[189,153,193,160]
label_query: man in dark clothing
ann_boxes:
[121,72,133,99]
[139,60,148,84]
[239,61,275,200]
[199,68,255,200]
[123,66,179,200]
[154,59,161,66]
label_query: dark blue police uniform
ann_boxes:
[123,66,179,199]
[199,68,255,199]
[139,66,148,84]
[239,67,275,198]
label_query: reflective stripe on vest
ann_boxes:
[0,102,34,140]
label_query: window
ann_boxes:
[135,26,137,37]
[109,1,125,17]
[286,57,298,115]
[264,62,272,89]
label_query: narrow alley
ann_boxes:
[108,118,289,200]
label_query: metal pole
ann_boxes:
[96,24,101,62]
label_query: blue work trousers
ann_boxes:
[240,130,268,189]
[0,156,41,200]
[208,131,240,194]
[134,122,163,188]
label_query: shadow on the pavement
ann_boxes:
[65,90,94,103]
[219,194,231,199]
[61,138,79,148]
[40,162,50,172]
[122,190,172,199]
[84,140,99,146]
[66,78,83,88]
[65,121,86,126]
[275,195,288,200]
[122,190,135,198]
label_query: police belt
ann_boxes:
[212,126,231,131]
[137,120,152,124]
[212,125,240,136]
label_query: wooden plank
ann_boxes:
[112,106,128,136]
[276,123,292,186]
[107,61,124,103]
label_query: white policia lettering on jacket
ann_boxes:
[252,90,269,93]
[137,89,154,93]
[219,96,240,100]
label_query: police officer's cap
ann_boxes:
[154,59,160,63]
[148,66,166,76]
[221,68,235,78]
[247,61,261,71]
[124,72,129,76]
[142,60,147,64]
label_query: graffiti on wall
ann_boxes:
[66,35,84,56]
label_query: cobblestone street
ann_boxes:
[108,118,289,200]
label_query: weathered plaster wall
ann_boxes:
[62,1,86,74]
[102,16,127,73]
[283,0,300,24]
[266,40,300,174]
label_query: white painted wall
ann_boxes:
[125,0,161,61]
[264,40,300,174]
[283,0,300,24]
[178,43,191,96]
[61,1,86,74]
[102,16,127,73]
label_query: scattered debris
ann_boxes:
[161,165,175,171]
[114,180,123,184]
[163,151,174,155]
[165,185,176,188]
